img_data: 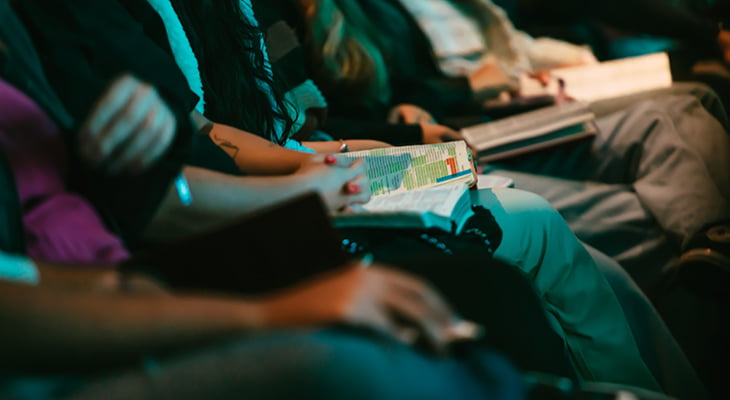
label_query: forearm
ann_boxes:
[35,263,119,292]
[303,140,392,153]
[144,166,317,241]
[208,122,313,175]
[0,282,261,373]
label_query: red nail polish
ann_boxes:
[347,183,360,194]
[324,154,337,165]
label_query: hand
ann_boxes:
[388,104,436,124]
[419,122,464,144]
[296,156,371,211]
[718,29,730,65]
[262,263,458,353]
[526,70,552,86]
[468,62,516,102]
[79,74,177,175]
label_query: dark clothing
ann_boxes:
[274,0,478,137]
[11,0,238,247]
[252,0,328,141]
[0,144,23,254]
[356,0,477,118]
[253,0,426,145]
[515,0,720,45]
[68,329,525,400]
[0,0,73,131]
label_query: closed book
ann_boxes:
[462,101,596,162]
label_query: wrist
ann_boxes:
[338,139,350,153]
[234,301,269,331]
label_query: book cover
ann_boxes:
[462,101,596,162]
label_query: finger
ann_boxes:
[338,158,367,182]
[415,111,435,124]
[343,174,369,194]
[365,304,423,348]
[387,107,406,124]
[322,154,356,168]
[94,84,158,165]
[342,174,371,203]
[444,320,485,343]
[345,190,372,205]
[81,75,139,139]
[440,130,464,143]
[381,269,455,325]
[334,154,359,168]
[324,154,337,165]
[132,108,177,172]
[105,103,168,174]
[80,76,140,160]
[396,326,420,345]
[383,290,449,354]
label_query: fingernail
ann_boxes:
[346,183,360,194]
[324,154,337,165]
[445,320,484,342]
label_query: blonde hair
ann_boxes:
[303,0,391,105]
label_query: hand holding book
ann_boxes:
[331,142,477,232]
[295,155,371,212]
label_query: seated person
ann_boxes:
[142,0,463,147]
[294,0,730,288]
[0,46,528,399]
[6,0,707,396]
[0,247,527,399]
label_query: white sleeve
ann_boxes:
[520,34,598,71]
[0,251,40,285]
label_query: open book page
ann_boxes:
[341,141,474,196]
[519,52,672,102]
[361,184,468,216]
[462,101,594,151]
[337,184,473,232]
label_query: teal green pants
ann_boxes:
[477,188,703,398]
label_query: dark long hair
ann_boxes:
[170,0,292,144]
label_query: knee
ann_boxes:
[241,331,398,400]
[492,188,558,218]
[492,188,567,232]
[490,188,571,248]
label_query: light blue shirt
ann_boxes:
[0,251,39,285]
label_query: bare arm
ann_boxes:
[0,281,261,373]
[144,166,320,241]
[145,162,370,242]
[303,140,393,153]
[0,263,461,373]
[192,111,313,175]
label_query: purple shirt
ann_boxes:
[0,79,129,265]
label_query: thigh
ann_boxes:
[340,224,577,379]
[490,169,678,291]
[67,330,523,400]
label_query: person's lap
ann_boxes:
[68,329,523,400]
[492,91,730,248]
[345,188,666,391]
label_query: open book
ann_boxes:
[462,101,597,162]
[333,141,475,232]
[519,52,673,102]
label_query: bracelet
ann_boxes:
[174,172,193,206]
[338,139,350,153]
